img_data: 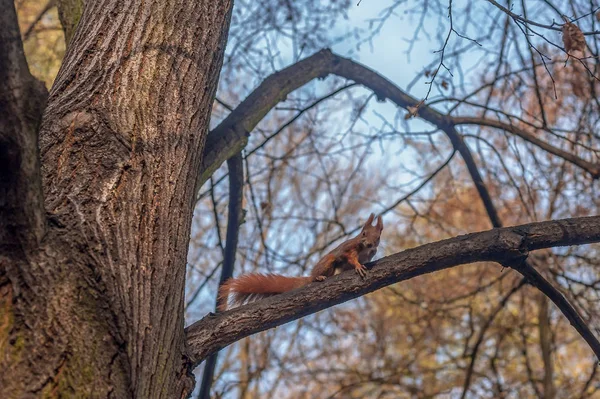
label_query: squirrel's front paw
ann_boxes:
[355,265,367,278]
[314,275,326,282]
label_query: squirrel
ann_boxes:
[218,213,383,311]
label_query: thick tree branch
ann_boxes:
[0,0,48,252]
[185,215,600,365]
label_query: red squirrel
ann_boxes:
[218,213,383,310]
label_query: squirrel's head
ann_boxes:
[358,213,383,260]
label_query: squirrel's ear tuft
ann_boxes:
[364,213,375,227]
[376,215,383,230]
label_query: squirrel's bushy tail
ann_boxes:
[218,274,311,311]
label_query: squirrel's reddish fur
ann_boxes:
[218,213,383,311]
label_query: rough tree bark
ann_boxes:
[1,0,233,397]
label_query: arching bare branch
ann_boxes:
[200,49,599,191]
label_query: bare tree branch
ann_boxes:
[539,293,556,399]
[485,0,600,35]
[22,1,55,42]
[454,116,600,178]
[506,255,600,367]
[185,215,600,366]
[460,278,527,399]
[441,124,504,228]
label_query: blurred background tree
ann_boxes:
[16,0,64,88]
[16,0,600,397]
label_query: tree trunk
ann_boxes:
[1,0,232,397]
